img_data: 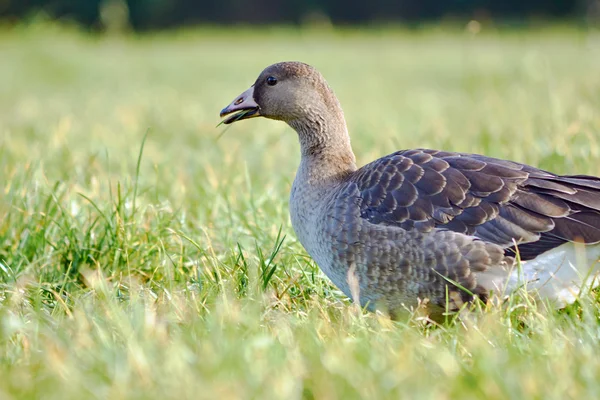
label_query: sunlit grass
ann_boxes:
[1,23,600,399]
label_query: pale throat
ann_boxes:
[288,110,357,186]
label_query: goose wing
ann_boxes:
[347,149,600,260]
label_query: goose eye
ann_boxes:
[266,76,278,86]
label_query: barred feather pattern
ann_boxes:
[311,149,600,316]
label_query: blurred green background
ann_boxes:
[1,0,599,29]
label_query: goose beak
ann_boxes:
[219,86,261,124]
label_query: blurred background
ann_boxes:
[2,0,599,196]
[0,0,599,31]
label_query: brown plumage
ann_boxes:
[349,149,600,259]
[220,61,600,319]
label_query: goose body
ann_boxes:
[220,61,600,318]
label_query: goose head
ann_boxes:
[220,61,341,125]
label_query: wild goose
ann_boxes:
[220,61,600,319]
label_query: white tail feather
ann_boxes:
[502,243,600,307]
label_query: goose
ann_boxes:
[219,61,600,319]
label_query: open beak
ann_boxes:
[219,86,261,124]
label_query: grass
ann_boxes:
[1,22,600,399]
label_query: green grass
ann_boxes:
[1,23,600,399]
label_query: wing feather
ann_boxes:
[348,149,600,261]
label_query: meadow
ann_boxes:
[1,23,600,399]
